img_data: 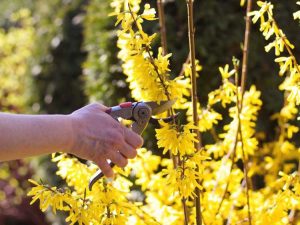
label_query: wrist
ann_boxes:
[65,113,85,156]
[61,114,77,154]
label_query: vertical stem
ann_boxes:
[240,0,252,99]
[186,0,203,224]
[240,1,253,224]
[239,124,252,225]
[157,0,168,55]
[181,157,189,225]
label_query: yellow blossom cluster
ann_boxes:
[28,154,160,225]
[113,2,190,106]
[111,0,207,207]
[249,1,300,105]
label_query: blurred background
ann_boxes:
[0,0,299,224]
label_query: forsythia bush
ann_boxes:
[0,9,34,112]
[28,1,300,224]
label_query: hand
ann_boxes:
[68,103,143,177]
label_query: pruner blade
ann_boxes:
[144,99,176,115]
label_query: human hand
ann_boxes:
[68,103,143,177]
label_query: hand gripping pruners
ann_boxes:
[88,99,176,191]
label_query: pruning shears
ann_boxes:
[89,99,176,191]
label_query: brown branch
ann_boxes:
[178,53,191,78]
[239,121,252,225]
[186,0,203,224]
[128,5,194,223]
[157,0,168,55]
[240,2,253,224]
[240,0,253,103]
[216,61,240,215]
[181,157,189,225]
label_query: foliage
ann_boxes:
[29,0,87,114]
[27,0,300,225]
[83,0,130,106]
[0,9,34,112]
[0,8,50,225]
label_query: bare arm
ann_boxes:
[0,103,143,177]
[0,113,73,161]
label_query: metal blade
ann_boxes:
[144,99,176,115]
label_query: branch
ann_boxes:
[157,0,168,55]
[186,0,203,224]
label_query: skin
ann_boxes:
[0,103,143,178]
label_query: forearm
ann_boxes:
[0,113,73,161]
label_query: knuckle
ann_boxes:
[89,103,106,112]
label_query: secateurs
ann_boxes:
[89,99,177,191]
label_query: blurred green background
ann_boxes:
[0,0,299,224]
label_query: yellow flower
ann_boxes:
[240,0,246,7]
[156,122,198,157]
[141,4,157,21]
[163,165,202,199]
[219,64,235,79]
[294,2,300,20]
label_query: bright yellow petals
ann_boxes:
[163,165,202,199]
[275,56,293,76]
[141,4,157,21]
[240,0,246,7]
[250,1,300,107]
[52,154,94,194]
[156,122,198,157]
[129,148,161,190]
[209,87,234,107]
[219,64,235,79]
[198,109,223,132]
[294,2,300,20]
[186,104,222,132]
[183,59,202,78]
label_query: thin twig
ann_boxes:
[181,157,189,225]
[289,161,300,223]
[128,4,171,99]
[216,61,240,215]
[240,0,253,99]
[240,1,253,224]
[178,53,191,78]
[235,67,252,225]
[239,119,252,225]
[129,5,193,223]
[186,0,203,224]
[157,0,168,55]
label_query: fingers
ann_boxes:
[110,151,128,167]
[95,157,114,178]
[123,127,144,148]
[119,141,137,159]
